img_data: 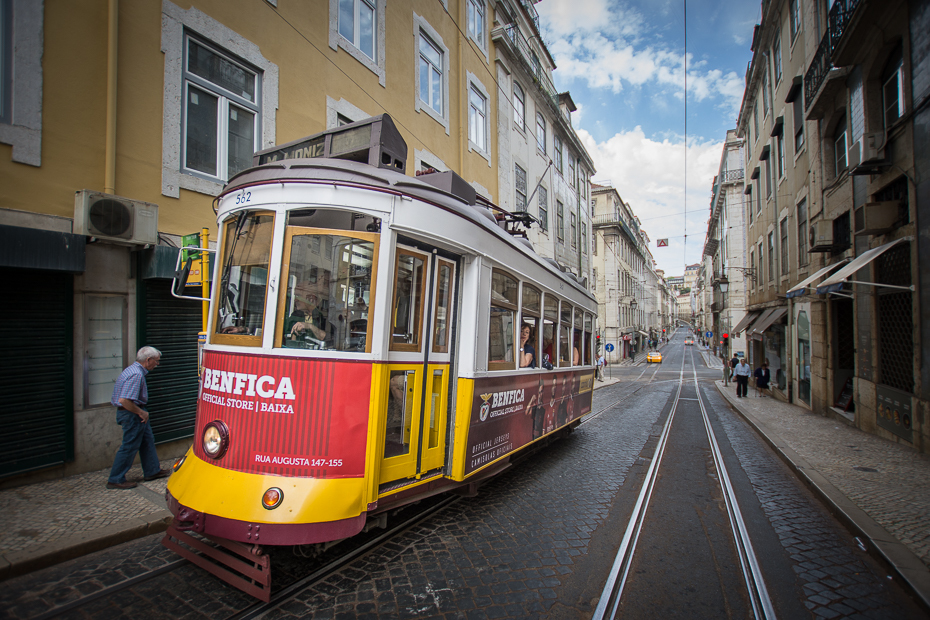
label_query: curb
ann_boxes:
[713,382,930,613]
[0,510,172,582]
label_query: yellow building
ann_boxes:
[0,0,507,482]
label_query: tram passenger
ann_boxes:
[519,324,536,368]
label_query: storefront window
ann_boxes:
[797,311,811,405]
[766,324,788,392]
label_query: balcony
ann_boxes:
[492,24,559,113]
[804,0,861,117]
[720,169,744,183]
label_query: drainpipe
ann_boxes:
[104,0,118,194]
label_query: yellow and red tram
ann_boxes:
[163,116,598,599]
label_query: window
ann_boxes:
[766,159,773,199]
[758,241,764,285]
[468,81,488,154]
[753,105,759,142]
[467,0,485,47]
[762,70,771,117]
[521,285,541,368]
[515,164,527,212]
[0,0,42,166]
[790,0,801,41]
[834,116,847,175]
[773,36,782,84]
[750,249,755,290]
[488,270,518,370]
[556,200,564,243]
[213,212,275,346]
[513,82,525,130]
[793,96,805,152]
[559,302,572,367]
[582,223,587,254]
[554,134,563,174]
[569,156,576,187]
[882,47,904,129]
[756,178,762,213]
[432,259,455,354]
[538,186,548,231]
[418,32,443,115]
[542,294,558,366]
[797,198,808,266]
[570,212,577,249]
[777,135,785,179]
[183,35,259,183]
[336,113,354,126]
[531,49,541,80]
[338,0,376,60]
[780,218,789,276]
[536,112,546,152]
[768,232,775,282]
[85,295,126,407]
[279,225,377,353]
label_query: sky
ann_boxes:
[536,0,760,278]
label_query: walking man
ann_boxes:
[106,346,170,489]
[734,357,752,398]
[596,353,605,381]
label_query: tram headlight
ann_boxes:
[262,487,283,510]
[202,421,229,459]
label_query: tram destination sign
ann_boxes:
[253,114,408,174]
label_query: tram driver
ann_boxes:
[286,272,336,348]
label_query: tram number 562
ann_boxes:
[235,190,252,205]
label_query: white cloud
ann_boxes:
[538,0,744,117]
[579,127,722,274]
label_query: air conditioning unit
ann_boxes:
[848,132,888,174]
[74,190,158,246]
[809,220,834,252]
[854,201,899,236]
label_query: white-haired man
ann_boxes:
[106,346,170,489]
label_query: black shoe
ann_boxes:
[106,480,138,489]
[144,468,171,481]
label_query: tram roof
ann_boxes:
[221,157,594,302]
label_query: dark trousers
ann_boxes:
[735,376,749,397]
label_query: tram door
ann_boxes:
[379,247,456,485]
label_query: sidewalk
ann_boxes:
[0,459,175,581]
[715,380,930,610]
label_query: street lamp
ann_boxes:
[718,275,729,293]
[630,299,638,310]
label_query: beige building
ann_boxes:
[0,0,512,482]
[731,0,928,454]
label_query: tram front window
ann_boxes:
[279,230,376,352]
[214,212,274,343]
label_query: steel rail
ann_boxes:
[690,348,777,620]
[592,350,687,619]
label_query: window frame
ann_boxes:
[556,200,564,243]
[834,117,847,176]
[773,36,782,85]
[768,232,775,283]
[882,49,905,129]
[466,73,491,163]
[793,96,805,153]
[328,0,386,86]
[536,112,546,153]
[181,34,261,185]
[554,134,563,175]
[789,0,801,41]
[414,15,450,132]
[0,0,43,166]
[515,163,527,212]
[570,211,577,249]
[780,217,789,277]
[488,268,520,371]
[466,0,486,50]
[538,185,549,232]
[797,198,808,267]
[513,81,525,131]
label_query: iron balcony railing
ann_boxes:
[804,0,861,110]
[721,169,744,183]
[497,24,559,111]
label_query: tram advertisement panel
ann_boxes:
[194,350,370,479]
[465,371,594,476]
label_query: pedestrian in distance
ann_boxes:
[734,357,752,398]
[729,354,739,381]
[596,353,605,381]
[106,346,171,489]
[754,361,771,397]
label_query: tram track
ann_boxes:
[592,343,776,619]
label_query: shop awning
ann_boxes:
[816,237,913,294]
[786,259,850,298]
[749,307,787,340]
[731,310,760,334]
[638,330,649,338]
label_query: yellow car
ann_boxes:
[647,351,662,363]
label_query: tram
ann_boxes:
[163,115,598,599]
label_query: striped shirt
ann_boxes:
[110,362,149,408]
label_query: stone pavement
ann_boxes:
[0,460,174,581]
[715,379,930,610]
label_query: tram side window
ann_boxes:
[559,302,572,367]
[391,251,426,351]
[278,229,377,352]
[214,212,274,345]
[584,314,594,366]
[542,294,559,368]
[573,310,583,366]
[520,284,541,369]
[432,259,455,354]
[488,269,518,371]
